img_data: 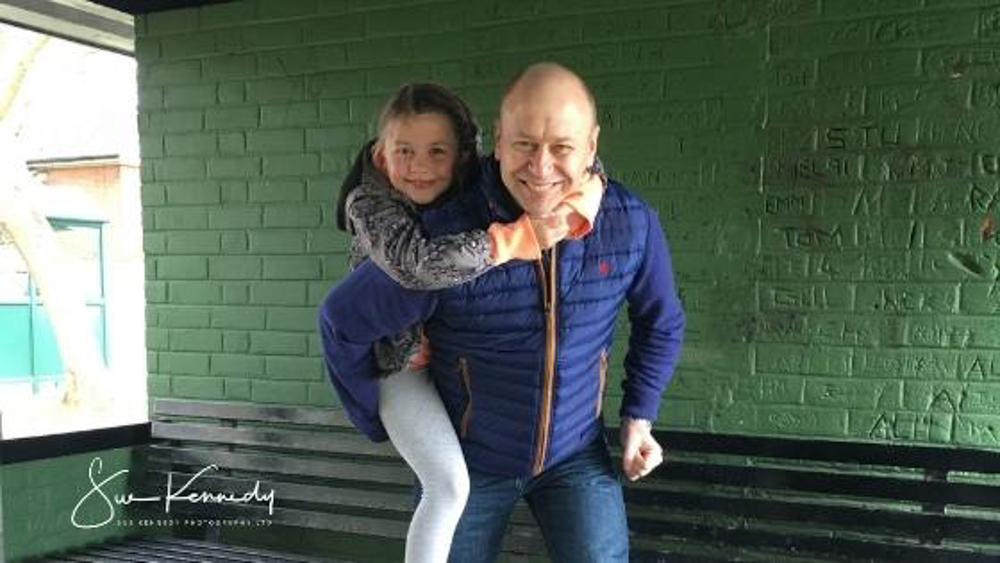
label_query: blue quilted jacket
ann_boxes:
[319,157,685,477]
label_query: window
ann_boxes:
[0,23,144,438]
[0,220,107,395]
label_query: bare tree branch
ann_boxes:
[0,31,111,407]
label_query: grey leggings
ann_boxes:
[379,368,470,563]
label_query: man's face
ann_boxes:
[494,94,598,217]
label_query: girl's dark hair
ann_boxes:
[377,82,481,160]
[335,82,481,231]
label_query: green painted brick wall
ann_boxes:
[2,448,135,562]
[137,0,1000,450]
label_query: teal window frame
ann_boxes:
[0,217,107,393]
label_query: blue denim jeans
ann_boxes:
[445,435,628,563]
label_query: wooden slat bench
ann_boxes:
[40,398,1000,562]
[38,398,547,562]
[618,430,1000,562]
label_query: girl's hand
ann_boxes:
[529,205,572,250]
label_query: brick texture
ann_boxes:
[1,449,134,561]
[137,0,1000,449]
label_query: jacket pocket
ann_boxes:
[458,357,473,438]
[596,349,608,418]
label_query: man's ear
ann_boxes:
[588,124,600,163]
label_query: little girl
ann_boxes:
[334,82,602,563]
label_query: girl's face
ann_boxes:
[378,112,459,205]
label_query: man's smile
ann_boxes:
[517,178,563,192]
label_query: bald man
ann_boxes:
[320,63,685,562]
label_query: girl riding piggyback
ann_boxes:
[332,82,603,563]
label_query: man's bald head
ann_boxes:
[501,62,598,129]
[493,62,601,217]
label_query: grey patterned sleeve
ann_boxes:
[345,175,495,291]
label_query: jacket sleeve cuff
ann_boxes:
[619,396,660,424]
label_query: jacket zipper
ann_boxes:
[596,349,608,418]
[532,246,558,476]
[458,357,472,439]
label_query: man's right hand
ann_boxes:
[621,417,663,481]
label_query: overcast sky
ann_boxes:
[2,23,138,162]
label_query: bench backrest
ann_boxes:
[140,399,546,557]
[141,399,1000,562]
[617,430,1000,562]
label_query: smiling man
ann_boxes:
[319,62,685,562]
[495,66,600,217]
